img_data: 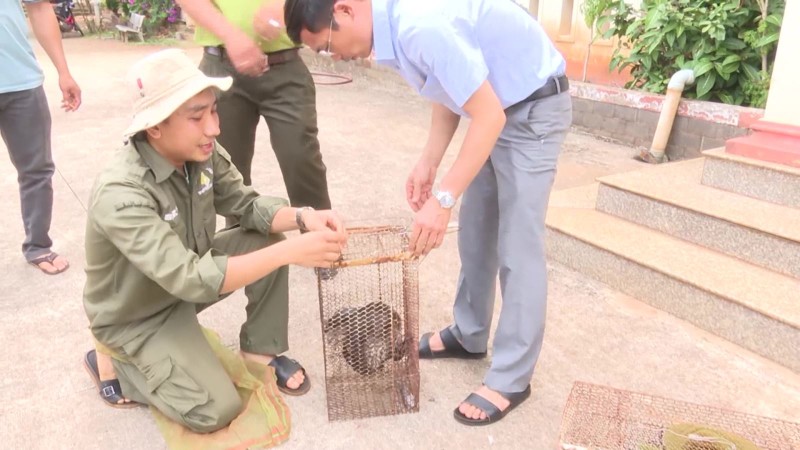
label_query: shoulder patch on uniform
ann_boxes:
[198,168,213,196]
[114,201,156,212]
[163,207,179,222]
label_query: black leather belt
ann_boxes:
[203,46,299,66]
[520,75,570,104]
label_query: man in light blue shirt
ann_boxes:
[1,0,81,274]
[283,0,572,425]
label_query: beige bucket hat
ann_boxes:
[123,48,233,137]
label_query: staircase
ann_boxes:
[546,148,800,372]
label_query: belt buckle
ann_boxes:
[553,76,562,94]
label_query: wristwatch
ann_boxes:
[296,206,314,232]
[433,188,456,209]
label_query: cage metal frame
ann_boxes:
[315,220,422,422]
[558,381,800,450]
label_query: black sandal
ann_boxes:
[28,252,69,275]
[453,385,531,426]
[268,355,311,396]
[419,327,487,360]
[83,349,140,408]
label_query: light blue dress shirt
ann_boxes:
[372,0,566,116]
[0,0,45,94]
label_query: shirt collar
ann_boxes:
[133,137,179,184]
[371,0,396,63]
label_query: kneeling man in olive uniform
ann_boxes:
[82,49,346,432]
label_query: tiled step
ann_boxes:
[546,204,800,372]
[595,159,800,279]
[702,148,800,209]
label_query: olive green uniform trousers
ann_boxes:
[113,228,289,433]
[199,50,331,211]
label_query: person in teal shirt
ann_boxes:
[0,0,81,274]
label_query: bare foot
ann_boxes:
[241,351,305,390]
[96,350,132,405]
[427,330,446,352]
[29,253,69,275]
[458,385,511,421]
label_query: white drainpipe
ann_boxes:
[640,69,696,163]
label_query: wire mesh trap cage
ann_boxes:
[558,382,800,450]
[316,220,420,422]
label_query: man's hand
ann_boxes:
[224,30,269,76]
[254,2,285,41]
[301,209,345,234]
[406,159,437,212]
[175,0,267,75]
[59,73,81,112]
[409,197,451,256]
[289,229,347,268]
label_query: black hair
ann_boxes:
[284,0,339,44]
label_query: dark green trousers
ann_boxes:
[199,50,331,211]
[113,229,289,433]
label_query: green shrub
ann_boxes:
[122,0,182,33]
[586,0,784,107]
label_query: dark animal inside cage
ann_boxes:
[324,301,409,376]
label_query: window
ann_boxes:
[560,0,574,36]
[529,0,540,19]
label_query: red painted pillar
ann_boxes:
[726,121,800,168]
[725,0,800,168]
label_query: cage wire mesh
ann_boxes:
[316,220,420,422]
[559,382,800,450]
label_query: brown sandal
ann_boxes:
[28,252,69,275]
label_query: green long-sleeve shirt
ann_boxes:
[193,0,299,54]
[82,138,288,350]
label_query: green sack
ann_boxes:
[149,328,292,450]
[661,423,761,450]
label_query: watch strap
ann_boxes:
[296,206,314,232]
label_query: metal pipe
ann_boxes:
[640,69,695,163]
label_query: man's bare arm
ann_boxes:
[220,229,344,293]
[26,1,81,111]
[422,103,460,167]
[406,103,460,210]
[26,2,70,75]
[438,80,506,199]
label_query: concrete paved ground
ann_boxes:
[1,37,799,450]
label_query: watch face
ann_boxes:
[437,191,455,208]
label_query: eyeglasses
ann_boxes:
[319,14,334,56]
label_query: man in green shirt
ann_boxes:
[176,0,331,219]
[82,48,346,432]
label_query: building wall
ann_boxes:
[530,0,639,87]
[570,81,764,160]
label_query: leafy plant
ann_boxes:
[105,0,121,16]
[595,0,784,107]
[580,0,617,81]
[123,0,182,33]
